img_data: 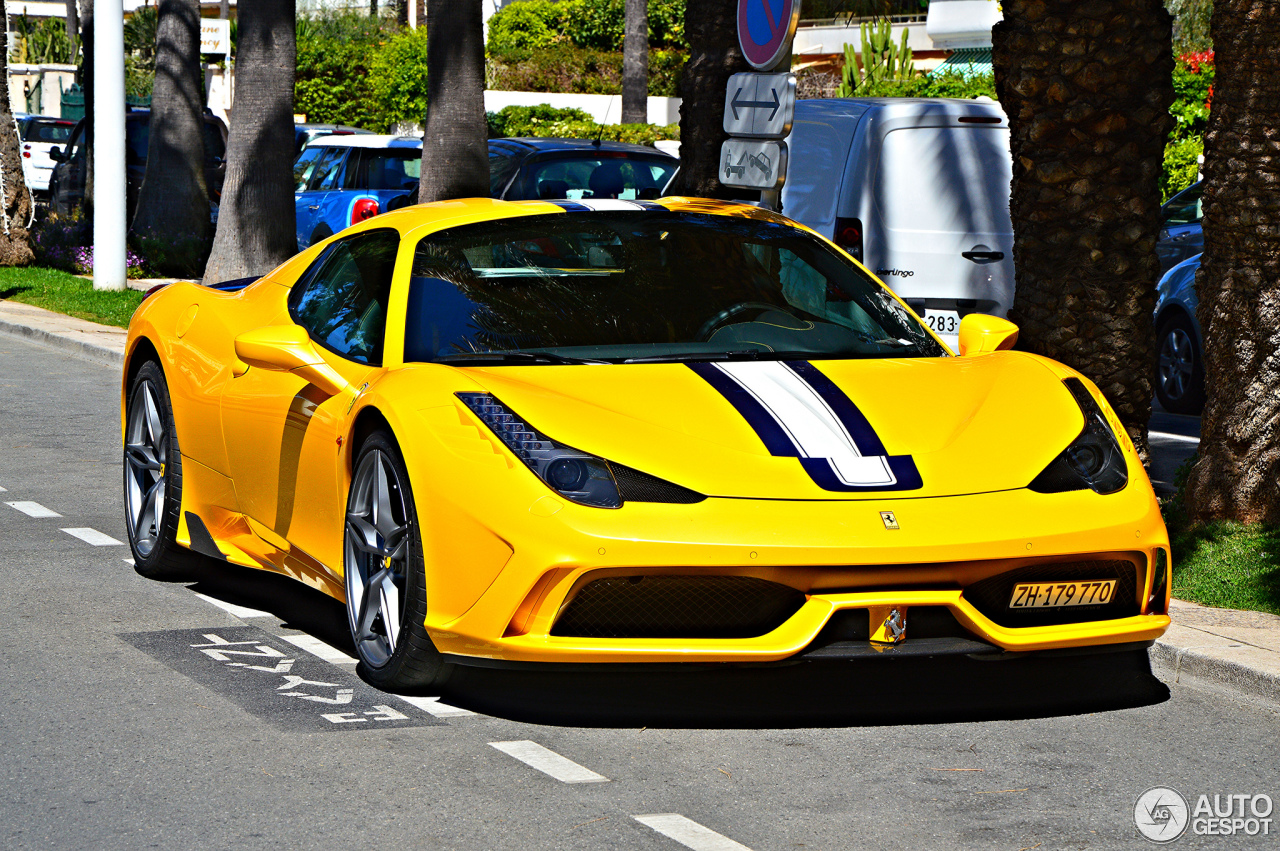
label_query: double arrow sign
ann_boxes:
[729,86,783,122]
[721,71,796,191]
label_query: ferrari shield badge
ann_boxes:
[880,511,899,530]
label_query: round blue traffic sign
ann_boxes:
[737,0,800,70]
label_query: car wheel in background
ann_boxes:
[124,361,205,579]
[1155,313,1205,415]
[344,430,452,692]
[310,224,333,247]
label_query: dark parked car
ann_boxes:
[1154,252,1204,414]
[292,135,679,250]
[49,110,229,218]
[1157,181,1203,274]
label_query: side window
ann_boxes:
[307,148,346,191]
[293,146,325,191]
[1163,185,1203,226]
[290,230,400,365]
[489,148,519,196]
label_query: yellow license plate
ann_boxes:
[1009,579,1116,609]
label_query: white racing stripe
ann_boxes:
[489,740,609,783]
[396,694,477,718]
[633,814,755,851]
[1150,430,1200,445]
[6,500,61,518]
[193,592,272,619]
[714,361,895,486]
[61,527,123,546]
[280,634,358,665]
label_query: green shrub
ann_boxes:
[295,11,400,131]
[487,104,594,138]
[486,0,565,51]
[368,25,431,127]
[1162,136,1203,200]
[487,46,685,97]
[1170,52,1213,142]
[486,0,686,53]
[526,118,679,145]
[852,69,997,100]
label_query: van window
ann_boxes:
[875,127,1012,236]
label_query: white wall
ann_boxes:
[484,90,681,127]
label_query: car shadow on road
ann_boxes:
[184,560,1170,729]
[439,650,1170,728]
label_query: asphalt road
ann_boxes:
[1,335,1275,851]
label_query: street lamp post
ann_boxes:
[93,0,127,291]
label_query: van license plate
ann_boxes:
[1009,580,1116,609]
[924,310,960,338]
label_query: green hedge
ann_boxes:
[487,104,593,137]
[487,46,685,97]
[368,26,432,127]
[486,104,678,145]
[295,13,395,129]
[487,0,686,53]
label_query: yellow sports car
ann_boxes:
[122,197,1170,691]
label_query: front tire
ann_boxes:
[344,430,450,692]
[124,360,204,580]
[1155,313,1205,415]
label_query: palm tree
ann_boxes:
[991,0,1175,459]
[1184,0,1280,524]
[0,23,34,265]
[131,0,211,271]
[622,0,649,124]
[202,0,297,284]
[419,0,488,203]
[667,0,749,199]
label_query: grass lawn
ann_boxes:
[1169,520,1280,616]
[0,266,144,328]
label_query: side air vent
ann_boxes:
[607,463,705,504]
[551,575,804,638]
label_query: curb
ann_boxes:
[1150,638,1280,706]
[0,314,124,368]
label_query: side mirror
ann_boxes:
[232,325,351,397]
[957,314,1019,356]
[49,146,64,162]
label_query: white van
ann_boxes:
[780,98,1014,346]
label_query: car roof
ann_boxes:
[492,137,676,157]
[296,123,373,133]
[305,134,422,149]
[795,97,1006,122]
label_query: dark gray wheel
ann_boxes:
[1155,313,1205,415]
[124,361,203,579]
[344,430,450,691]
[310,224,334,247]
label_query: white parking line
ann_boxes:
[396,694,477,718]
[633,814,754,851]
[1150,430,1200,444]
[489,741,609,783]
[6,501,61,518]
[280,633,358,665]
[192,592,272,619]
[61,527,123,546]
[0,485,6,491]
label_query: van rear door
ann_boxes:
[865,118,1014,345]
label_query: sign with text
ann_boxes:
[201,19,231,55]
[737,0,801,71]
[720,138,788,190]
[723,72,796,139]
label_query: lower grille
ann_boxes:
[551,575,806,639]
[964,559,1141,628]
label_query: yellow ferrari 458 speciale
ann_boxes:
[122,197,1170,691]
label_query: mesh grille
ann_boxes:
[964,559,1141,628]
[551,575,805,638]
[608,463,705,504]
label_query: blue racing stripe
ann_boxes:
[687,362,799,457]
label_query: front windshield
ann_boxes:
[404,211,946,364]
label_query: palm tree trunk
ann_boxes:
[1184,0,1280,524]
[992,0,1174,459]
[0,24,34,265]
[202,0,296,284]
[131,0,211,269]
[622,0,649,124]
[667,0,750,199]
[419,0,488,203]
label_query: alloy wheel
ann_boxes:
[124,379,168,558]
[344,449,411,668]
[1158,327,1195,401]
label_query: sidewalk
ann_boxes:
[1,296,1278,707]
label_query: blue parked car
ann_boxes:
[1154,252,1204,414]
[1157,181,1203,274]
[292,135,679,250]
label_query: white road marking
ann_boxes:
[0,484,6,491]
[489,741,609,784]
[192,591,272,619]
[122,558,135,565]
[6,500,61,518]
[61,527,123,546]
[633,814,755,851]
[1150,430,1200,445]
[280,633,358,665]
[396,694,477,718]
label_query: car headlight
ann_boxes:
[457,392,622,508]
[1029,378,1128,495]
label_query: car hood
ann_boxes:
[453,353,1084,501]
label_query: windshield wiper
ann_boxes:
[624,350,833,364]
[432,351,607,366]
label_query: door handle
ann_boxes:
[962,250,1005,262]
[307,205,320,210]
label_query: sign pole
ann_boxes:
[93,1,127,291]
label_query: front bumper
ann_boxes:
[421,485,1171,665]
